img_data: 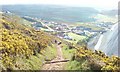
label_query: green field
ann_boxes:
[64,32,87,44]
[75,22,103,31]
[67,32,87,43]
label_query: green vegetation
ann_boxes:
[65,46,120,70]
[0,13,57,70]
[14,55,43,70]
[40,28,49,31]
[41,45,57,61]
[0,13,119,71]
[68,33,86,40]
[66,32,87,43]
[75,22,103,31]
[77,39,87,47]
[61,44,76,59]
[64,60,89,70]
[12,45,57,70]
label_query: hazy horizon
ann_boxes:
[0,0,119,10]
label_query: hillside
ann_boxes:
[65,46,120,70]
[0,12,59,70]
[2,5,98,22]
[0,12,120,71]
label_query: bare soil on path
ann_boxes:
[42,45,69,70]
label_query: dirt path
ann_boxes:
[42,45,68,70]
[57,45,63,60]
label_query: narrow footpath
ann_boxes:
[42,44,69,70]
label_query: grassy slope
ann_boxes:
[1,13,119,71]
[0,13,58,70]
[14,45,57,70]
[64,46,120,70]
[61,44,76,59]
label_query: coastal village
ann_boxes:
[4,11,113,42]
[22,15,113,42]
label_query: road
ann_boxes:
[24,16,54,31]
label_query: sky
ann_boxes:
[0,0,120,10]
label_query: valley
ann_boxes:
[0,5,120,71]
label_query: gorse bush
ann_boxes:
[72,47,120,70]
[0,14,53,69]
[0,13,119,71]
